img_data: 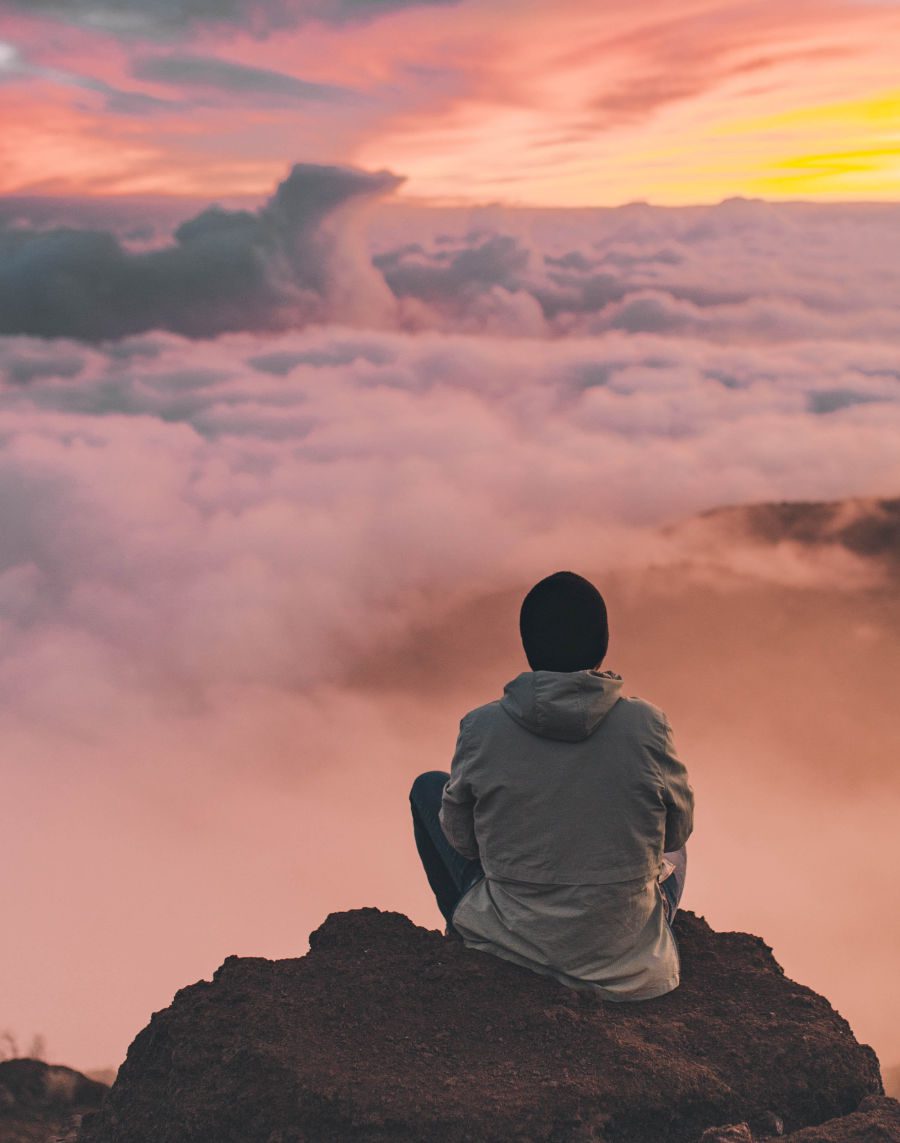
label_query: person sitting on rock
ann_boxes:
[409,570,694,999]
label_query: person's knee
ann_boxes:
[409,770,449,806]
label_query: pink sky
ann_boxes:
[0,0,899,203]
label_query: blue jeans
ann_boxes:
[410,769,687,927]
[660,845,687,921]
[409,771,483,927]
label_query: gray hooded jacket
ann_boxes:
[440,670,694,1000]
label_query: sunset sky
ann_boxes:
[1,0,899,205]
[1,0,900,1091]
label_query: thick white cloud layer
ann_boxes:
[1,194,899,1076]
[1,302,899,783]
[374,199,900,343]
[1,321,898,711]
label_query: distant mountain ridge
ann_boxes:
[695,496,900,565]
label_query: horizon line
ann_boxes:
[3,190,900,212]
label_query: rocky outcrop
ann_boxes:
[78,909,893,1143]
[0,1058,108,1143]
[699,1096,900,1141]
[782,1096,900,1140]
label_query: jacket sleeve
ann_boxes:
[439,717,479,859]
[653,713,694,853]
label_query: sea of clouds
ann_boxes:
[1,165,899,1073]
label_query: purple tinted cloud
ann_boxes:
[0,164,401,340]
[7,172,899,346]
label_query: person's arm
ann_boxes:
[439,717,479,859]
[653,712,694,852]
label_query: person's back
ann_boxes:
[409,570,694,1000]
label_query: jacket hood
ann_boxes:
[500,670,623,742]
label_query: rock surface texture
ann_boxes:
[0,1058,108,1143]
[77,909,895,1143]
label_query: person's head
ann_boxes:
[519,571,609,673]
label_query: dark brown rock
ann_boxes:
[77,909,885,1143]
[0,1058,108,1143]
[782,1095,900,1141]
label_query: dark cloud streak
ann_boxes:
[7,0,460,38]
[131,53,356,103]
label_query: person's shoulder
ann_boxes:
[460,698,503,731]
[618,693,666,718]
[452,701,503,762]
[612,694,670,733]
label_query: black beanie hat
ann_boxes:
[519,571,609,673]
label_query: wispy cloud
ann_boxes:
[0,38,173,115]
[131,52,356,103]
[3,1,900,202]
